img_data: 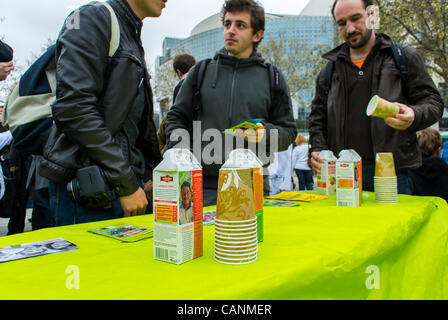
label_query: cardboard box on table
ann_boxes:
[153,149,203,265]
[316,150,337,196]
[336,149,362,207]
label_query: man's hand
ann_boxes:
[235,123,265,143]
[143,179,153,203]
[119,187,148,217]
[384,103,415,130]
[0,61,14,81]
[310,151,323,175]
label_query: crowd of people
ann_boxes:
[0,0,447,236]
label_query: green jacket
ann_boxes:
[166,48,297,189]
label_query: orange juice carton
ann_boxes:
[153,149,203,264]
[336,149,362,207]
[221,149,264,242]
[316,150,337,196]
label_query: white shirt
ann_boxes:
[292,143,312,170]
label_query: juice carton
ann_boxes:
[336,149,362,207]
[316,150,337,195]
[153,149,203,265]
[220,149,264,242]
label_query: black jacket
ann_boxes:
[38,0,162,197]
[309,33,444,171]
[410,157,448,202]
[166,48,297,189]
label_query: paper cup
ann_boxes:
[214,241,257,252]
[214,225,257,233]
[215,237,258,246]
[215,217,257,225]
[215,229,257,238]
[366,95,399,118]
[215,233,257,242]
[215,245,257,255]
[214,254,257,264]
[215,250,257,259]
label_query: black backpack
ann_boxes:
[190,59,284,121]
[323,42,408,107]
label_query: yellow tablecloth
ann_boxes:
[1,192,447,300]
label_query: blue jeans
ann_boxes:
[362,163,413,195]
[48,179,151,227]
[295,169,314,191]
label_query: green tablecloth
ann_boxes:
[1,192,447,300]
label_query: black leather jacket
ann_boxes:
[38,0,162,197]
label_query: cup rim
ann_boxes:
[215,217,257,224]
[214,256,257,264]
[215,238,258,245]
[214,225,258,233]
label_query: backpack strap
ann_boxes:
[390,42,408,96]
[101,2,120,58]
[192,58,212,121]
[266,62,282,109]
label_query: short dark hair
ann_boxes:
[181,181,191,191]
[173,54,196,75]
[221,0,265,47]
[331,0,374,19]
[417,128,443,158]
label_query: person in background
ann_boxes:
[293,134,313,191]
[410,128,448,202]
[38,0,166,226]
[157,53,196,155]
[309,0,444,194]
[166,0,297,206]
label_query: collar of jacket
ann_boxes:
[322,33,395,62]
[109,0,143,39]
[213,47,266,66]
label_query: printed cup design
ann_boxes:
[366,95,399,119]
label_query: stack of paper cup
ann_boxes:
[374,153,398,204]
[214,218,258,264]
[214,167,258,264]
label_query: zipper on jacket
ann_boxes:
[228,61,239,127]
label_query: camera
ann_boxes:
[67,165,117,209]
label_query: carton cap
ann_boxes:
[222,149,263,169]
[155,148,202,171]
[338,149,361,161]
[320,150,337,160]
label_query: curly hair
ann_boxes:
[416,128,443,158]
[221,0,265,48]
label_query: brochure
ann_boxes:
[88,225,153,242]
[263,200,301,207]
[0,238,78,263]
[265,191,328,202]
[222,119,264,135]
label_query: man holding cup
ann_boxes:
[308,0,444,193]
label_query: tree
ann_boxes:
[258,36,331,108]
[152,57,178,117]
[376,0,448,99]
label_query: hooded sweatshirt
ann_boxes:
[410,157,448,202]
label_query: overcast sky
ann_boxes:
[0,0,311,71]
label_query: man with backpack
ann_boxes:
[165,0,297,206]
[37,0,166,226]
[308,0,444,193]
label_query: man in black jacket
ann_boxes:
[165,0,297,206]
[309,0,444,194]
[38,0,166,225]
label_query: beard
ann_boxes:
[346,28,373,49]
